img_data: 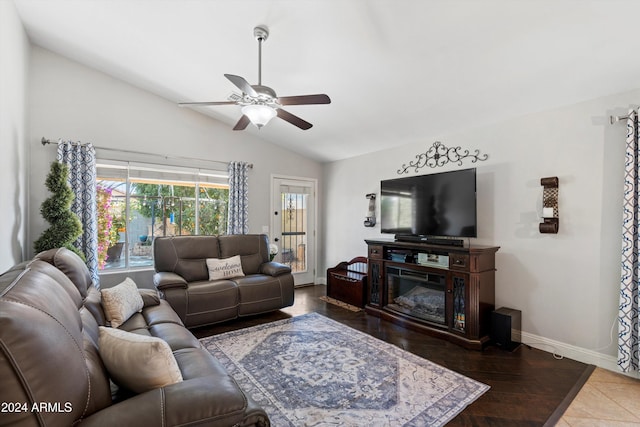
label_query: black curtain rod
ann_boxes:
[41,137,253,169]
[41,137,86,146]
[609,115,631,125]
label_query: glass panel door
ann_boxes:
[272,177,316,286]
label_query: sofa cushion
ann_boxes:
[98,326,183,393]
[235,275,288,316]
[139,288,161,306]
[119,320,201,351]
[173,348,233,380]
[140,299,185,327]
[206,255,245,280]
[85,286,107,326]
[37,248,108,325]
[148,323,202,351]
[154,235,221,282]
[219,234,269,275]
[183,280,239,327]
[36,247,94,298]
[101,277,144,328]
[154,271,188,290]
[260,261,292,277]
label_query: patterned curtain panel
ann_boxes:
[227,161,250,235]
[619,108,640,372]
[57,140,99,287]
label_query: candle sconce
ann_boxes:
[539,177,559,234]
[364,193,376,227]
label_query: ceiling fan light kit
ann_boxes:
[179,26,330,131]
[242,104,276,128]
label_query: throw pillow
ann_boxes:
[206,255,245,280]
[98,326,183,393]
[100,277,144,328]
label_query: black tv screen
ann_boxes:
[380,168,477,238]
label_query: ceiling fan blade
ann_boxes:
[178,101,237,106]
[233,115,251,131]
[224,74,259,98]
[276,108,313,130]
[278,94,331,106]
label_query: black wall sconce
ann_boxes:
[540,177,559,234]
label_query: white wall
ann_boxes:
[322,89,640,371]
[0,0,30,272]
[28,46,323,285]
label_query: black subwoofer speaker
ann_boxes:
[491,307,521,351]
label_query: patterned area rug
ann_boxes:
[200,313,489,427]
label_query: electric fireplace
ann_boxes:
[385,266,446,325]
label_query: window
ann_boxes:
[96,161,229,270]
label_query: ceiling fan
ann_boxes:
[178,26,331,131]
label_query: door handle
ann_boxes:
[274,238,279,242]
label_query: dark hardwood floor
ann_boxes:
[191,285,593,426]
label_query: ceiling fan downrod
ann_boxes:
[254,26,269,86]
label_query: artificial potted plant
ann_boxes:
[34,162,84,259]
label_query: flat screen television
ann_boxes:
[380,168,477,238]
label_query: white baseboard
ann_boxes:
[521,331,640,379]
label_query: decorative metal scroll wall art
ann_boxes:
[397,141,488,174]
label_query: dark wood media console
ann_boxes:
[365,239,499,350]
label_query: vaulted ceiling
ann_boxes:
[13,0,640,162]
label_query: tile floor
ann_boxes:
[558,367,640,426]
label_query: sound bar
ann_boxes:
[395,235,465,247]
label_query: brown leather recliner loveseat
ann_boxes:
[153,234,295,328]
[0,247,269,426]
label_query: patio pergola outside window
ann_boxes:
[96,160,229,270]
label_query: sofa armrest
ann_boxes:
[138,288,161,307]
[78,376,269,427]
[153,272,188,290]
[260,261,292,277]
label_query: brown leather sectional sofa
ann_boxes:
[153,234,295,328]
[0,247,269,426]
